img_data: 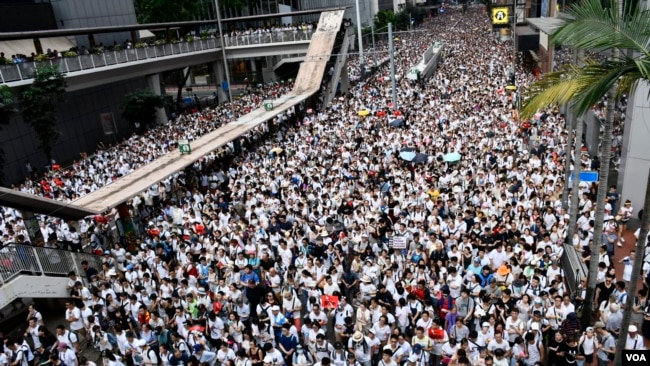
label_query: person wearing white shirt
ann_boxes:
[215,343,235,366]
[625,325,645,350]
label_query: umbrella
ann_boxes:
[412,153,429,164]
[443,152,462,162]
[377,110,386,117]
[358,110,370,116]
[399,151,416,161]
[389,119,404,127]
[271,147,283,154]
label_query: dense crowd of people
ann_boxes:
[0,6,645,366]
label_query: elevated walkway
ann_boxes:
[2,30,314,92]
[70,9,344,214]
[0,243,104,309]
[324,26,353,107]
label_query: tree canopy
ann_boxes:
[134,0,202,23]
[20,65,66,163]
[122,89,167,129]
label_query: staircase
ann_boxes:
[323,26,354,107]
[0,244,104,309]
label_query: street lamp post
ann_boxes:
[215,0,233,104]
[354,0,365,79]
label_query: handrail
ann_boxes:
[0,243,104,286]
[324,26,353,107]
[560,244,588,295]
[0,29,315,84]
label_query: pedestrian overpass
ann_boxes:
[1,30,314,92]
[0,8,346,309]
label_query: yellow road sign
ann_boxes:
[492,7,510,25]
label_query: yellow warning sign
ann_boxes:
[492,7,510,25]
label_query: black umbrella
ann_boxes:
[412,153,429,164]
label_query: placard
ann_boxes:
[392,236,407,249]
[321,295,339,310]
[100,113,116,135]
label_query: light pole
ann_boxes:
[354,0,365,79]
[388,23,396,110]
[215,0,233,104]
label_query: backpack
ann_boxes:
[97,313,110,331]
[147,348,161,366]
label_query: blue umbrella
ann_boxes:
[400,151,416,161]
[389,119,404,127]
[443,152,462,162]
[412,153,429,164]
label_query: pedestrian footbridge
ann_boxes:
[0,8,346,308]
[1,29,315,92]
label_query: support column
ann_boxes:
[250,58,257,84]
[618,80,650,219]
[146,73,168,124]
[340,60,350,94]
[212,60,228,104]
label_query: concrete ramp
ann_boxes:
[293,9,345,95]
[68,9,346,214]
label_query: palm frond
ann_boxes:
[570,60,637,114]
[553,0,650,59]
[521,69,581,119]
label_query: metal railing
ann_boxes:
[0,243,104,285]
[0,29,315,84]
[324,26,353,107]
[560,244,588,295]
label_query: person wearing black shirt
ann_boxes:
[169,348,189,366]
[556,337,580,366]
[546,331,564,366]
[595,276,615,305]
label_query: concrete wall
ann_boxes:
[50,0,138,48]
[1,77,147,184]
[618,81,650,218]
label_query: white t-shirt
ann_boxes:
[66,307,84,331]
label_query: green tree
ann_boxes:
[0,84,16,184]
[134,0,201,23]
[521,2,650,364]
[20,65,66,163]
[374,10,396,32]
[122,89,167,132]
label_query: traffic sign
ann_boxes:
[179,139,191,154]
[491,7,510,27]
[569,171,599,182]
[264,100,274,111]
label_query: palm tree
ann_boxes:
[520,0,650,362]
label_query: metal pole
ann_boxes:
[512,0,517,75]
[215,0,233,104]
[354,0,365,78]
[371,24,377,68]
[389,23,397,110]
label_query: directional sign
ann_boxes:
[178,139,191,154]
[570,171,599,183]
[264,100,274,111]
[492,7,510,26]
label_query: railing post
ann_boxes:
[90,55,95,68]
[77,56,82,70]
[70,251,83,280]
[0,67,4,83]
[125,49,129,62]
[31,246,45,276]
[113,51,118,64]
[144,47,148,59]
[103,52,107,65]
[16,64,23,80]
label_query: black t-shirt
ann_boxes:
[596,282,615,304]
[558,342,580,366]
